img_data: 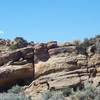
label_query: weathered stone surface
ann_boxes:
[0,63,33,87]
[88,54,100,67]
[0,38,100,100]
[34,43,49,61]
[63,42,76,46]
[34,54,87,79]
[24,66,100,100]
[24,52,100,100]
[0,46,34,66]
[34,57,68,78]
[47,41,58,49]
[25,68,100,100]
[48,47,67,56]
[48,46,77,56]
[0,39,12,46]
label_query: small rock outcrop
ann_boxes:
[0,63,33,87]
[0,46,34,66]
[34,43,49,62]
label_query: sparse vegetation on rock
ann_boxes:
[0,85,31,100]
[42,82,100,100]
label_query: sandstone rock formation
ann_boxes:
[47,41,58,49]
[0,46,34,66]
[0,37,100,100]
[24,38,100,100]
[34,43,49,62]
[0,63,33,87]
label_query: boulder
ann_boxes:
[48,46,77,56]
[34,43,49,61]
[63,42,76,46]
[47,41,58,49]
[0,63,33,87]
[48,47,67,56]
[0,46,34,66]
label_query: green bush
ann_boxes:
[62,87,72,97]
[0,93,30,100]
[7,85,22,94]
[42,90,52,100]
[42,90,64,100]
[70,83,100,100]
[42,82,100,100]
[9,44,18,50]
[48,92,64,100]
[0,85,31,100]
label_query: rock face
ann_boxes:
[0,46,34,66]
[47,41,58,49]
[0,38,100,99]
[34,43,49,62]
[0,46,34,88]
[48,46,77,56]
[24,39,100,100]
[24,53,100,100]
[0,63,33,87]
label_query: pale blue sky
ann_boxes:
[0,0,100,42]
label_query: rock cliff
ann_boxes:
[0,36,100,100]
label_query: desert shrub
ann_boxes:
[72,90,88,100]
[62,86,72,97]
[73,40,81,46]
[7,85,22,94]
[76,45,87,55]
[9,37,28,50]
[95,35,100,39]
[42,90,64,100]
[48,91,64,100]
[42,83,100,100]
[14,37,28,48]
[9,44,18,50]
[42,90,52,100]
[70,82,100,100]
[83,38,90,47]
[0,85,31,100]
[0,93,30,100]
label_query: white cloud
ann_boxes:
[0,30,4,34]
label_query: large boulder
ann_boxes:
[48,47,67,56]
[34,43,49,61]
[47,41,58,49]
[0,46,34,66]
[48,46,77,56]
[0,63,33,87]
